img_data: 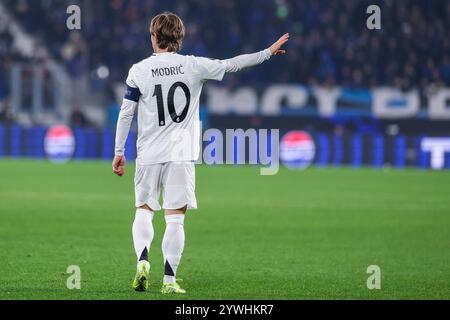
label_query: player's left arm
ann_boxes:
[223,33,289,72]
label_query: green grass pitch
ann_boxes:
[0,159,449,300]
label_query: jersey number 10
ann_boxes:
[153,82,191,126]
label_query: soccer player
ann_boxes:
[112,12,289,294]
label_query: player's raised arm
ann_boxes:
[223,33,289,73]
[193,33,289,82]
[268,33,290,55]
[112,66,140,177]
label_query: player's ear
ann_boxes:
[150,32,156,50]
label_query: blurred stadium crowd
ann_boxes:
[3,0,450,84]
[1,0,450,124]
[0,0,449,167]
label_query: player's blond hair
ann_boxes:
[150,12,185,52]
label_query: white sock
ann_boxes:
[162,214,185,284]
[132,209,154,263]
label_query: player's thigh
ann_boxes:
[161,162,197,210]
[134,164,163,210]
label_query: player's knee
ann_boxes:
[138,204,154,212]
[165,205,187,215]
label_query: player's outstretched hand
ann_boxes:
[269,33,290,55]
[112,155,126,177]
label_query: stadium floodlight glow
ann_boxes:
[97,65,110,79]
[421,138,450,170]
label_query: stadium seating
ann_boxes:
[2,0,450,88]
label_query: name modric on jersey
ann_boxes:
[152,64,185,77]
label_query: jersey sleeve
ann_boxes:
[192,49,272,82]
[115,66,139,156]
[124,65,141,103]
[192,57,227,82]
[222,49,272,73]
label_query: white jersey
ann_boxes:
[115,49,271,165]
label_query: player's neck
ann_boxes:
[155,48,171,54]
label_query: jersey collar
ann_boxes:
[152,52,175,56]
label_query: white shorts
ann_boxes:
[134,161,197,211]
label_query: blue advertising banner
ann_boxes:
[0,125,449,170]
[206,85,450,120]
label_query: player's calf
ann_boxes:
[132,206,154,291]
[161,206,187,293]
